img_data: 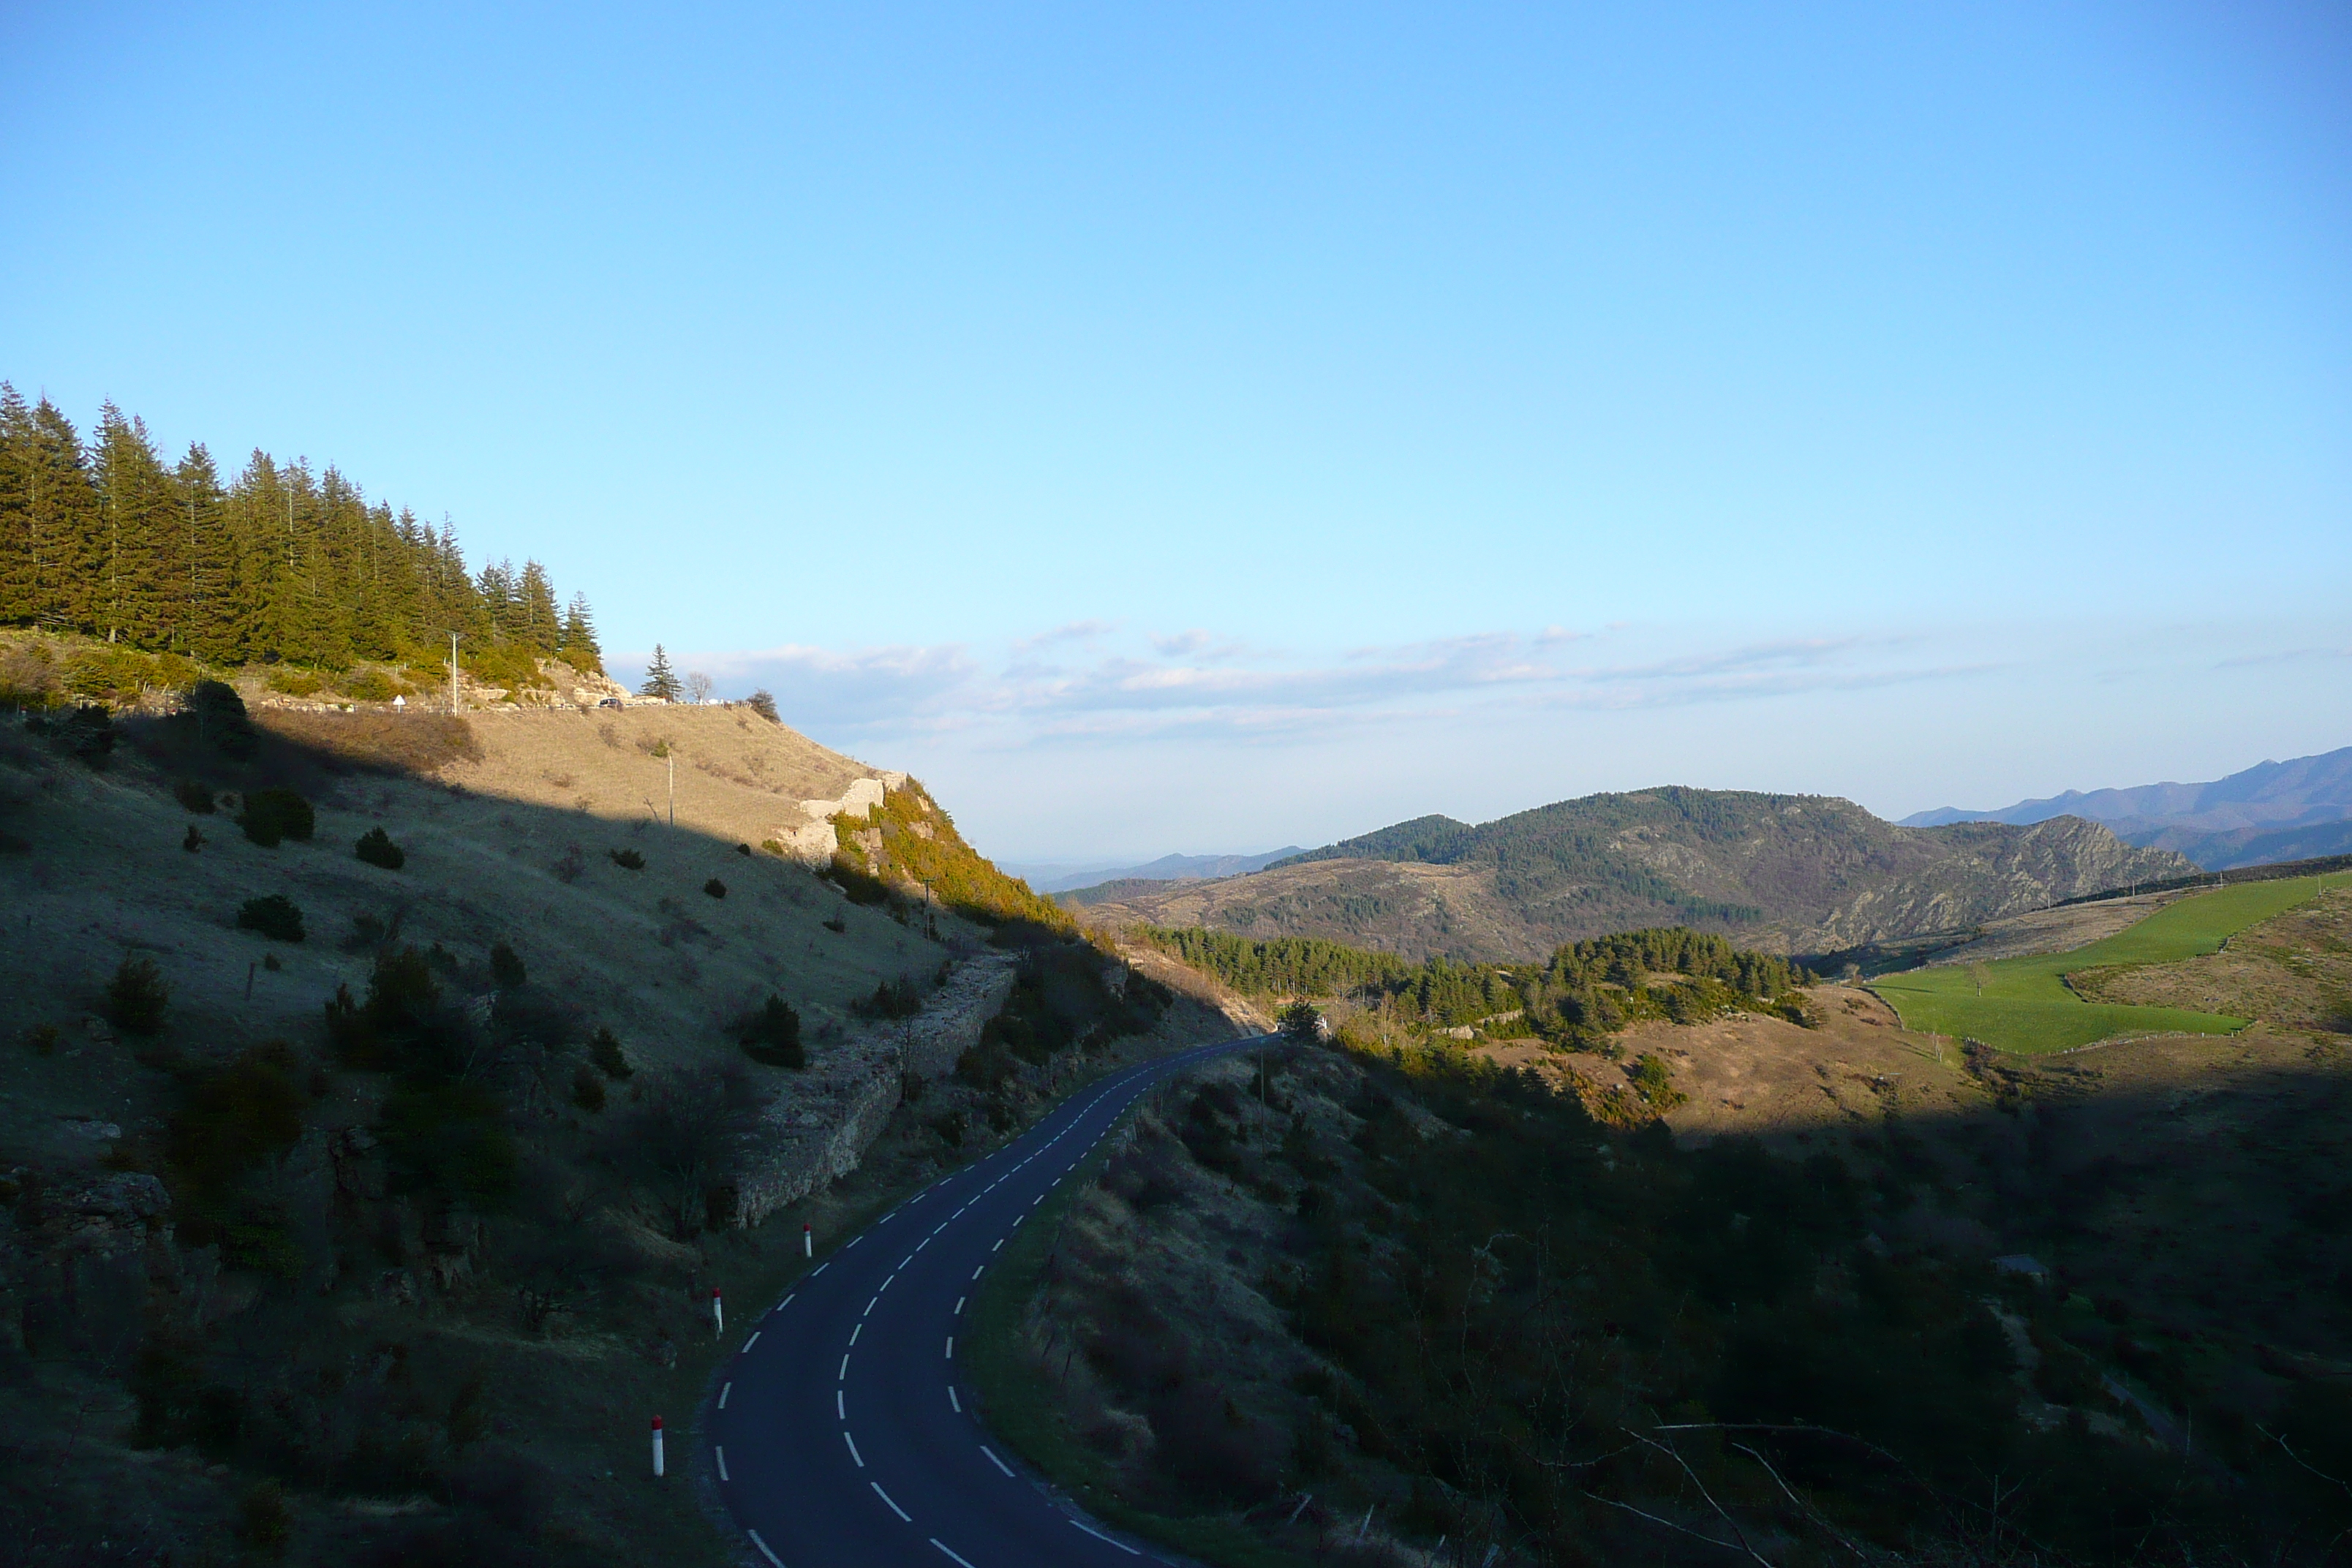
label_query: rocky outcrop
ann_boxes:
[769,772,913,864]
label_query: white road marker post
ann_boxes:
[803,1223,813,1258]
[651,1415,666,1477]
[711,1286,724,1338]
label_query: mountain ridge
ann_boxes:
[1080,785,2194,961]
[1901,745,2352,869]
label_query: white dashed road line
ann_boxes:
[872,1482,912,1521]
[844,1431,864,1467]
[981,1444,1014,1477]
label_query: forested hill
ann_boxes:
[1083,786,2198,960]
[0,388,602,676]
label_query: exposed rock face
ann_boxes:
[730,952,1018,1225]
[769,772,913,864]
[1082,788,2198,960]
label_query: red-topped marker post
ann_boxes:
[802,1222,813,1258]
[711,1286,724,1337]
[651,1415,666,1477]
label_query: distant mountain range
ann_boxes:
[1077,787,2192,962]
[1900,746,2352,870]
[1009,848,1304,896]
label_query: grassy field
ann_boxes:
[1868,873,2351,1053]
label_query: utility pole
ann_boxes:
[449,633,461,715]
[668,751,675,827]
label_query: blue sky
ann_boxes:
[5,2,2348,861]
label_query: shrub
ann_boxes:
[570,1066,607,1113]
[336,668,401,702]
[185,678,252,743]
[107,956,170,1035]
[234,1481,293,1557]
[857,978,923,1019]
[734,842,751,856]
[610,847,645,870]
[355,826,405,870]
[182,824,204,853]
[237,894,306,943]
[589,1028,633,1079]
[265,668,324,696]
[761,838,786,856]
[164,1041,306,1258]
[736,994,804,1068]
[745,689,780,723]
[704,877,727,900]
[326,946,468,1074]
[822,914,847,933]
[489,942,527,990]
[174,778,216,814]
[29,704,115,762]
[237,787,314,847]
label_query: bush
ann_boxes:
[29,704,114,762]
[857,978,924,1019]
[107,956,171,1035]
[182,823,204,853]
[234,1481,293,1557]
[265,668,323,696]
[610,847,645,870]
[237,787,314,847]
[337,668,402,702]
[355,826,405,870]
[704,877,727,900]
[734,842,751,856]
[570,1066,607,1113]
[174,778,216,814]
[589,1028,633,1079]
[237,894,306,943]
[185,679,257,758]
[489,942,527,990]
[736,994,804,1068]
[745,689,780,723]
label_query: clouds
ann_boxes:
[608,608,2352,863]
[621,622,1990,745]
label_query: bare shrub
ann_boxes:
[106,955,170,1035]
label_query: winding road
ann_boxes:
[709,1033,1269,1567]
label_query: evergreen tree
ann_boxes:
[517,560,559,652]
[176,444,238,663]
[639,644,682,701]
[0,391,598,678]
[559,592,603,674]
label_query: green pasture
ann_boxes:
[1867,873,2349,1055]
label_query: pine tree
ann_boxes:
[518,560,559,652]
[559,592,604,674]
[0,394,587,680]
[640,644,682,702]
[176,444,238,663]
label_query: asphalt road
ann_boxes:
[709,1032,1270,1568]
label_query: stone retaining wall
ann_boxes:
[730,951,1019,1225]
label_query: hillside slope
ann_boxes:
[1082,787,2192,960]
[0,682,1230,1564]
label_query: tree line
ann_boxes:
[0,387,600,676]
[1139,923,1809,1043]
